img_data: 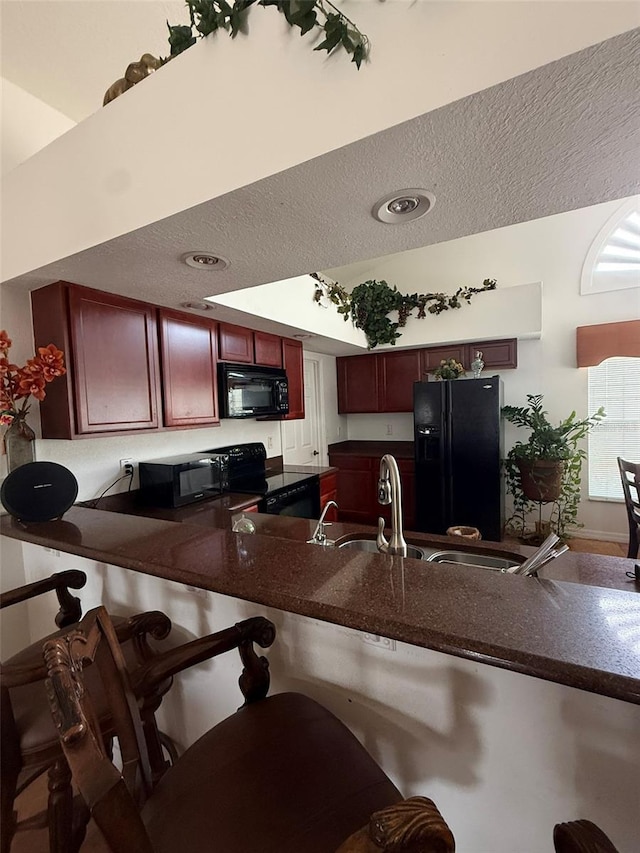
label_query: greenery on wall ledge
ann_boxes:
[165,0,369,68]
[312,274,497,349]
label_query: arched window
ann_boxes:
[588,357,640,500]
[581,197,640,296]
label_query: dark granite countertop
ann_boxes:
[328,440,414,459]
[2,506,639,705]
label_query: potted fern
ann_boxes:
[502,395,605,541]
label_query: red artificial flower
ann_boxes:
[16,370,46,401]
[0,331,65,415]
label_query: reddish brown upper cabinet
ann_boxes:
[159,310,219,427]
[379,349,422,413]
[468,339,517,370]
[337,354,380,414]
[282,338,304,420]
[420,345,468,374]
[32,282,162,437]
[319,471,338,521]
[337,339,518,414]
[254,331,283,368]
[218,323,253,363]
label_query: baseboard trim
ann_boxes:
[569,528,628,544]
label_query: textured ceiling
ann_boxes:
[2,6,639,352]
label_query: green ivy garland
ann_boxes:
[312,274,497,349]
[164,0,369,68]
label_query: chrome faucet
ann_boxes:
[376,454,408,557]
[307,500,338,546]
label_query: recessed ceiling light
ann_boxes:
[179,300,216,311]
[372,189,436,224]
[182,252,229,270]
[293,333,313,339]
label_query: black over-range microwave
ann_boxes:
[218,363,289,419]
[139,452,229,508]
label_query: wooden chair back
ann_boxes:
[617,457,640,558]
[44,606,155,853]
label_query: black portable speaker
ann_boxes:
[1,461,78,522]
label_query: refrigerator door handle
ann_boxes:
[444,399,454,526]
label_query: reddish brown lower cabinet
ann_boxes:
[328,447,415,530]
[282,339,304,420]
[254,331,283,367]
[333,463,376,525]
[319,471,338,521]
[218,323,253,363]
[32,282,162,437]
[159,310,219,427]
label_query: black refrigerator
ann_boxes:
[413,376,504,542]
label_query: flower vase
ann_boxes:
[471,351,484,379]
[4,413,36,471]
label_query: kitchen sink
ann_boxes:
[337,539,428,560]
[426,550,521,571]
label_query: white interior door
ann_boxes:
[282,357,325,465]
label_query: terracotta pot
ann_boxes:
[516,459,564,503]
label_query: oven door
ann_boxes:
[261,478,320,519]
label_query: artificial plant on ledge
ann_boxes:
[312,274,497,349]
[167,0,369,66]
[104,2,369,105]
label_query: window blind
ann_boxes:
[588,357,640,500]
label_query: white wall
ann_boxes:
[15,545,640,853]
[344,198,640,540]
[0,81,75,651]
[0,77,76,176]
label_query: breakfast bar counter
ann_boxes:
[2,505,639,705]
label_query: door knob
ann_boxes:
[312,450,319,456]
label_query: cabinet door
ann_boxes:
[319,472,338,521]
[254,331,283,367]
[159,310,219,427]
[337,355,380,413]
[469,338,517,370]
[380,350,422,412]
[31,282,75,439]
[282,338,304,420]
[219,323,253,363]
[68,286,161,434]
[420,345,469,374]
[329,454,377,524]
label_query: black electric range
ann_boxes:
[202,443,320,518]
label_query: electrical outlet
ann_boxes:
[362,633,396,651]
[267,436,273,450]
[120,458,134,476]
[386,423,393,435]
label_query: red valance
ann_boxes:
[576,320,640,367]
